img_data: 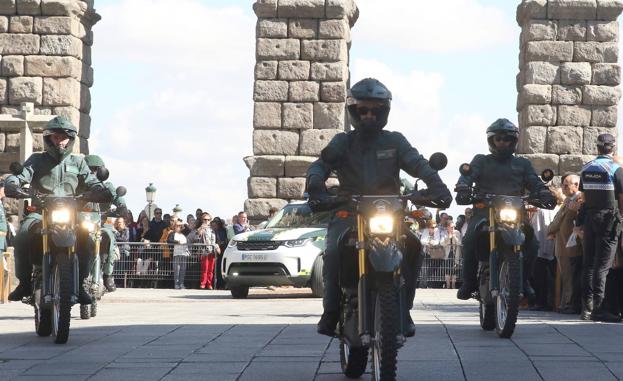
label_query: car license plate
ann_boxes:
[241,253,267,261]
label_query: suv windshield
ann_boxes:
[265,204,332,229]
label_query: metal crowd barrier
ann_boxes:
[112,242,215,288]
[419,244,463,288]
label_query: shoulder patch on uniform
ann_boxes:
[376,149,397,159]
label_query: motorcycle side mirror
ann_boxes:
[116,186,127,197]
[9,162,23,176]
[96,167,110,182]
[541,168,555,182]
[429,152,448,171]
[459,163,472,176]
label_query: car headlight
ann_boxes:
[369,215,394,235]
[499,208,518,223]
[51,209,71,224]
[81,221,96,232]
[284,238,311,248]
[228,240,238,248]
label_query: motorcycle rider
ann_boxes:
[84,154,126,292]
[306,78,453,337]
[455,118,556,300]
[7,116,110,304]
[577,133,623,322]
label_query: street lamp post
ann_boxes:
[145,183,157,221]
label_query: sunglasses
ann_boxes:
[493,135,515,143]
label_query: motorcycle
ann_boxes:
[311,153,449,380]
[457,164,554,338]
[8,162,116,344]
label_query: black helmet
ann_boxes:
[347,78,392,133]
[43,116,77,161]
[486,118,519,159]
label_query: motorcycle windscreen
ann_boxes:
[49,225,77,247]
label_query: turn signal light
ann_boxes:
[26,206,37,212]
[474,202,486,209]
[410,210,425,218]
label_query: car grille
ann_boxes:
[237,241,280,251]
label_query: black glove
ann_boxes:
[532,189,556,210]
[5,183,29,199]
[82,188,114,203]
[454,183,473,205]
[409,188,453,209]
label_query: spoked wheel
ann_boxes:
[371,276,400,381]
[495,251,520,338]
[339,338,368,378]
[52,255,73,344]
[479,301,495,331]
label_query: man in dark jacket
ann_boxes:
[455,118,556,300]
[7,117,110,303]
[307,78,452,337]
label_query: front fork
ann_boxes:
[41,210,80,305]
[91,229,102,287]
[356,214,370,345]
[488,209,523,295]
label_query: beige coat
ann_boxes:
[547,195,582,258]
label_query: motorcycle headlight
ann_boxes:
[369,215,394,235]
[499,208,519,223]
[284,238,311,248]
[81,221,96,232]
[51,209,71,224]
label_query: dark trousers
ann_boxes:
[532,257,556,309]
[582,211,620,312]
[604,268,623,316]
[215,251,225,289]
[322,215,422,313]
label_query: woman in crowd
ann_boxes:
[211,217,228,289]
[168,219,190,289]
[188,213,219,289]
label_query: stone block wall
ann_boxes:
[517,0,623,175]
[245,0,358,221]
[0,0,100,160]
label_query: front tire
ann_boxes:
[339,338,368,378]
[371,276,400,381]
[52,255,73,344]
[495,250,520,338]
[479,301,495,331]
[35,305,52,337]
[230,286,249,299]
[310,255,324,298]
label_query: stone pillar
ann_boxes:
[245,0,358,221]
[0,0,100,161]
[517,0,623,176]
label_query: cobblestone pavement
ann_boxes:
[1,288,623,380]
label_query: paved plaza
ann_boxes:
[1,288,623,380]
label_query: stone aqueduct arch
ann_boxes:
[0,1,621,221]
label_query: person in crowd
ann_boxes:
[168,219,190,289]
[146,208,167,242]
[306,78,452,337]
[419,220,439,288]
[576,133,623,322]
[436,211,449,227]
[455,214,466,236]
[454,118,556,300]
[212,217,229,289]
[126,210,141,243]
[195,208,204,229]
[114,217,130,261]
[233,211,253,235]
[460,208,472,238]
[189,213,220,289]
[529,187,562,311]
[183,214,196,236]
[441,220,462,290]
[136,214,152,275]
[548,174,583,314]
[159,215,176,260]
[226,215,238,240]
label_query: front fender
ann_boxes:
[368,238,402,273]
[498,226,525,246]
[49,226,76,248]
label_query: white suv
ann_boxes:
[222,202,331,298]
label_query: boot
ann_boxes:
[79,288,93,305]
[580,298,593,321]
[317,310,339,337]
[8,282,32,301]
[103,275,116,292]
[590,310,622,323]
[457,281,477,300]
